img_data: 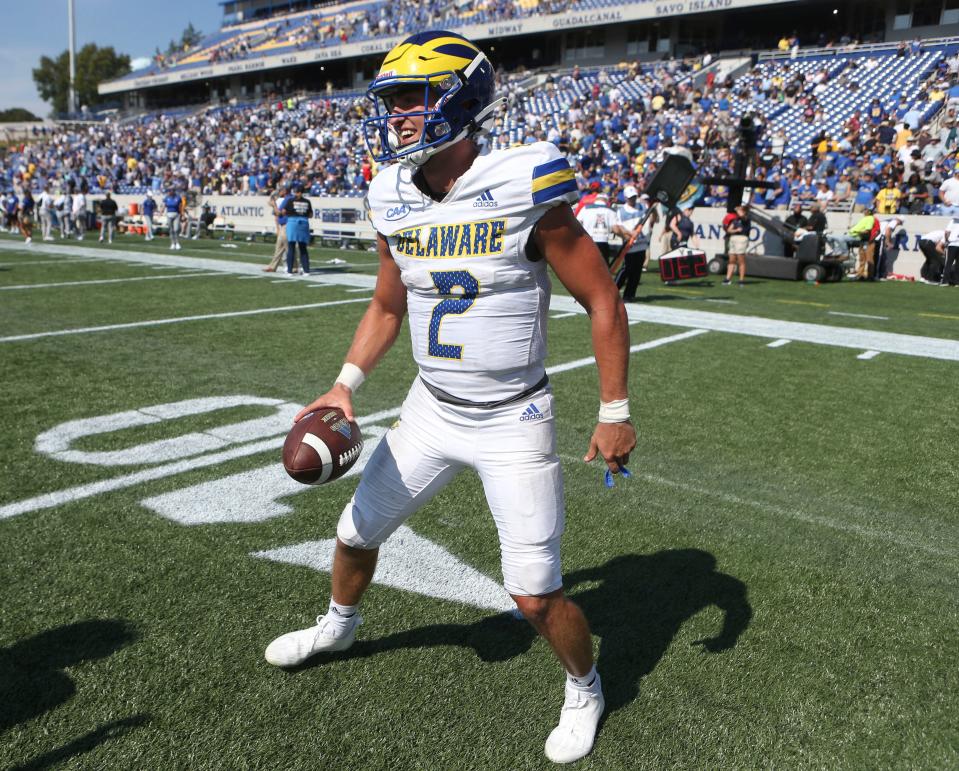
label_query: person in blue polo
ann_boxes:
[283,183,312,275]
[142,191,157,241]
[163,188,183,250]
[853,172,879,213]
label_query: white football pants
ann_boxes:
[337,377,564,597]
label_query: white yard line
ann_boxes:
[0,257,106,267]
[550,312,579,319]
[559,458,954,559]
[602,297,959,362]
[639,471,955,558]
[857,350,881,360]
[0,297,371,343]
[828,311,889,320]
[546,329,708,375]
[0,272,226,291]
[0,330,705,520]
[3,240,958,362]
[767,339,791,348]
[0,437,287,520]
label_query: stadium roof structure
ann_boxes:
[99,0,793,95]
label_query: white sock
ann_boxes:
[328,599,358,623]
[566,665,599,692]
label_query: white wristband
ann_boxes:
[335,363,365,392]
[598,398,630,424]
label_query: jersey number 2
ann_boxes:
[428,270,479,360]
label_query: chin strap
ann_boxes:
[472,96,507,136]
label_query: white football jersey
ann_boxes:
[576,203,616,243]
[367,142,579,402]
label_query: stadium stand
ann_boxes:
[4,37,959,219]
[122,0,621,81]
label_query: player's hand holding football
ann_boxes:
[584,421,636,474]
[294,383,355,423]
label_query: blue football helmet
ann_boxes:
[362,31,504,168]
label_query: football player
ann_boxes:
[265,31,635,764]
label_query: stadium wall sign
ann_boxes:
[97,192,942,278]
[99,0,782,95]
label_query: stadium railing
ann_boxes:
[757,36,959,61]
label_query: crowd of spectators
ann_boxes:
[146,0,577,74]
[4,45,959,218]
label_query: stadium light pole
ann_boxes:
[67,0,77,114]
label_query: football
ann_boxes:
[282,408,363,485]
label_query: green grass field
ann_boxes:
[1,232,957,770]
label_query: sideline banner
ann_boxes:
[93,193,944,278]
[96,193,372,240]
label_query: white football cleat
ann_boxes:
[544,676,605,764]
[264,613,362,667]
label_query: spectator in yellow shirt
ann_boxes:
[894,126,913,150]
[874,179,903,214]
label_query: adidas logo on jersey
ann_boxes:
[473,189,497,208]
[519,403,545,422]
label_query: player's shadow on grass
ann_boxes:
[0,619,143,756]
[566,550,752,714]
[9,715,150,771]
[296,549,751,717]
[294,609,537,670]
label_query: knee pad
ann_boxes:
[336,497,388,549]
[501,538,563,597]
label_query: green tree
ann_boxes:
[32,44,131,115]
[165,23,204,57]
[0,107,41,123]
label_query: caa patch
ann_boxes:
[384,203,411,221]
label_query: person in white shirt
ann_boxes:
[71,191,87,240]
[943,218,959,285]
[876,217,905,279]
[575,193,617,266]
[938,169,959,215]
[918,228,945,283]
[814,181,834,208]
[55,190,72,238]
[37,185,55,241]
[897,140,918,166]
[612,186,653,301]
[922,137,945,165]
